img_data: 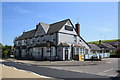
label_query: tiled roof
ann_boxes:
[16,29,36,40]
[89,44,101,50]
[73,44,85,47]
[101,42,116,49]
[47,19,69,34]
[16,19,69,41]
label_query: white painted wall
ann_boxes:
[58,20,90,54]
[59,21,76,35]
[58,33,76,45]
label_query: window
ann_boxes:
[80,48,82,55]
[76,47,79,54]
[41,35,44,37]
[16,41,18,45]
[22,40,24,45]
[51,48,53,55]
[74,35,77,42]
[65,25,73,31]
[85,49,88,54]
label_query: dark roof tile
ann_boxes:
[47,19,69,34]
[89,44,101,50]
[16,29,36,40]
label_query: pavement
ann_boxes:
[0,59,55,79]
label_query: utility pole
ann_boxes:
[99,34,103,40]
[104,34,106,40]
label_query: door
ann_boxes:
[64,48,69,60]
[19,50,22,58]
[41,48,44,60]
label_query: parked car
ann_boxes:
[91,54,98,59]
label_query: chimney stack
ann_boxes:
[36,24,39,29]
[23,30,25,34]
[75,23,80,35]
[99,40,101,44]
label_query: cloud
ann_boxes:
[13,6,32,14]
[91,27,113,32]
[36,14,61,21]
[98,27,112,32]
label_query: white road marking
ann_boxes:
[27,64,31,66]
[106,62,111,63]
[97,68,116,77]
[103,68,114,73]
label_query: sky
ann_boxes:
[2,2,118,45]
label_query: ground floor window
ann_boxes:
[51,47,55,56]
[85,49,88,54]
[33,48,39,55]
[46,47,55,56]
[76,47,79,54]
[74,47,85,55]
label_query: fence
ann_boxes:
[83,53,110,59]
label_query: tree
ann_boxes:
[0,43,2,58]
[2,45,13,58]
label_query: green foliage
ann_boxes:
[99,55,102,59]
[2,45,13,58]
[110,53,120,55]
[88,39,120,44]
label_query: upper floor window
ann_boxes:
[65,25,73,31]
[16,41,18,45]
[74,35,77,42]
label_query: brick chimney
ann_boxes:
[75,23,80,35]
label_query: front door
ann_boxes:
[64,48,69,60]
[41,48,44,60]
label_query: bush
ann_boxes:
[2,45,13,58]
[99,55,102,59]
[116,47,120,55]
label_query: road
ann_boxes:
[44,58,119,77]
[1,58,120,80]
